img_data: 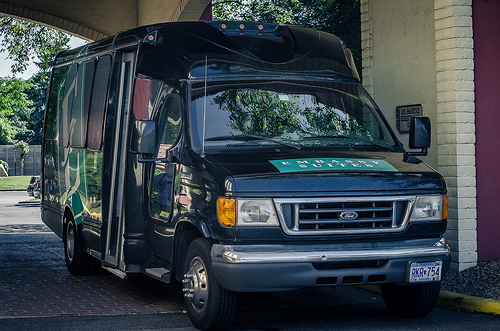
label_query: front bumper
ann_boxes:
[211,237,451,292]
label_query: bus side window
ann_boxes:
[59,64,77,147]
[158,95,181,154]
[87,55,111,151]
[70,61,95,148]
[150,95,182,220]
[44,65,70,202]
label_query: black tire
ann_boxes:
[381,281,441,318]
[64,216,93,275]
[182,238,237,330]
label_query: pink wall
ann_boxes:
[474,0,500,261]
[199,1,212,21]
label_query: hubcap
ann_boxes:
[183,256,208,312]
[66,222,75,262]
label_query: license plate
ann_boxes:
[409,261,442,283]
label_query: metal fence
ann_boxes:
[0,145,42,176]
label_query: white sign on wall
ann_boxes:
[396,104,424,133]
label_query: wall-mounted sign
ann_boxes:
[396,104,424,133]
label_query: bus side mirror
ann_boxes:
[132,120,157,161]
[408,116,431,156]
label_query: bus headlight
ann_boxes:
[217,198,279,227]
[410,195,448,221]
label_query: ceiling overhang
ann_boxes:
[0,0,211,41]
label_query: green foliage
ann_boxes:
[210,88,365,140]
[23,73,48,144]
[301,105,363,135]
[0,159,8,172]
[213,90,301,136]
[0,17,65,146]
[213,0,303,24]
[14,140,29,160]
[212,0,361,73]
[0,16,70,79]
[0,77,33,144]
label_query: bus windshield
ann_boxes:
[190,80,397,153]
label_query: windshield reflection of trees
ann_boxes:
[193,82,394,149]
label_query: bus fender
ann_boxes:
[172,216,212,281]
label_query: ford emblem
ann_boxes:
[339,211,359,220]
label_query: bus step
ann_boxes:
[145,267,171,281]
[102,266,127,279]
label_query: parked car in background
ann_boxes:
[27,176,41,197]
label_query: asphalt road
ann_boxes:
[1,191,500,330]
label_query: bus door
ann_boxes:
[148,94,182,263]
[104,52,135,270]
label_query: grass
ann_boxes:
[0,175,32,190]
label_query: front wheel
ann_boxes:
[64,217,93,275]
[381,281,441,318]
[182,238,237,330]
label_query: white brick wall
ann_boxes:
[434,0,476,271]
[360,0,373,95]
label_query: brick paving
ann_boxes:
[0,233,186,319]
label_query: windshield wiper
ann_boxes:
[301,135,394,151]
[205,134,301,150]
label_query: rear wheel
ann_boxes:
[182,238,237,330]
[64,216,93,275]
[381,281,441,318]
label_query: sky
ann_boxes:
[0,36,86,79]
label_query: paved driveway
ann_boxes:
[0,190,48,233]
[2,191,500,330]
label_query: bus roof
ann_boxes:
[54,21,359,82]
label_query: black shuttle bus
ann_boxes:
[41,21,451,330]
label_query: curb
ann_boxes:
[359,285,500,316]
[438,291,500,315]
[17,200,40,204]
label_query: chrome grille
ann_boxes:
[274,196,415,235]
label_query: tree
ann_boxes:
[0,77,32,144]
[0,16,70,147]
[212,0,361,73]
[23,73,48,144]
[0,16,70,79]
[14,140,29,162]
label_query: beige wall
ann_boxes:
[362,0,477,272]
[367,0,438,168]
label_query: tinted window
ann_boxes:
[157,94,182,156]
[190,81,396,153]
[87,55,111,151]
[70,61,95,148]
[45,66,70,140]
[59,64,77,147]
[150,94,182,220]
